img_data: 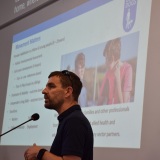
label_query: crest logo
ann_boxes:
[123,0,137,32]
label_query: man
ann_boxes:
[24,70,93,160]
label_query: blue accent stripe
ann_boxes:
[13,0,112,42]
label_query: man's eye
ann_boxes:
[47,84,55,88]
[49,85,55,88]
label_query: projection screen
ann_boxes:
[1,0,160,160]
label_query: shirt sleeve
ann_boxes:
[61,118,87,157]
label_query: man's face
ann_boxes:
[42,76,66,111]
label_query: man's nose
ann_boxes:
[42,88,46,94]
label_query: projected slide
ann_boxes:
[1,0,151,148]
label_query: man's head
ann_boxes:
[42,70,82,112]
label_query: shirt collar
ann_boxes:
[58,105,81,122]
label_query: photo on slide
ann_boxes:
[61,32,139,107]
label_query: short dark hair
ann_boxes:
[48,70,82,101]
[103,38,121,61]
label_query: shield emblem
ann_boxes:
[123,0,137,32]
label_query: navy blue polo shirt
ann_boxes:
[50,105,93,160]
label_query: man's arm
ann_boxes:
[24,144,81,160]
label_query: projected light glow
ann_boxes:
[1,0,151,148]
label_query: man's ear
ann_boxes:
[65,86,73,97]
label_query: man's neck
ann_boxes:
[58,101,78,115]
